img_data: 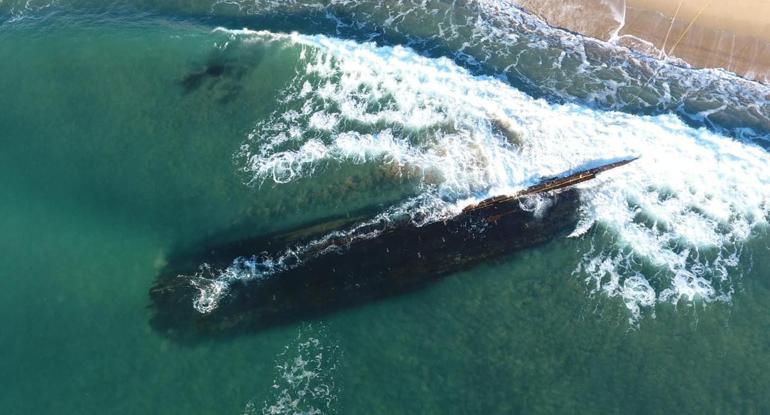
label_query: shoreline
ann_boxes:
[512,0,770,84]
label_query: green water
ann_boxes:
[2,10,770,415]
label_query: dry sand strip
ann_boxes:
[512,0,770,84]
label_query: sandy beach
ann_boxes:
[513,0,770,83]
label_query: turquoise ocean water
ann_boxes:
[2,1,770,413]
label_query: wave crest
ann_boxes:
[207,28,770,321]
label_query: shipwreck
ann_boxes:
[150,158,635,339]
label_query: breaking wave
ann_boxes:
[191,28,770,322]
[207,0,770,140]
[4,0,768,140]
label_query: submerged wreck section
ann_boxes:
[150,159,635,339]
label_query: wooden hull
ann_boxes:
[149,159,634,339]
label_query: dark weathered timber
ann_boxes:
[149,159,635,339]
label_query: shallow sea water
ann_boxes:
[2,2,770,414]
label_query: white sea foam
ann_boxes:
[6,0,767,133]
[243,324,340,415]
[210,0,770,136]
[1,0,59,21]
[192,28,770,321]
[190,193,457,314]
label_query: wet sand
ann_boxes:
[513,0,770,84]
